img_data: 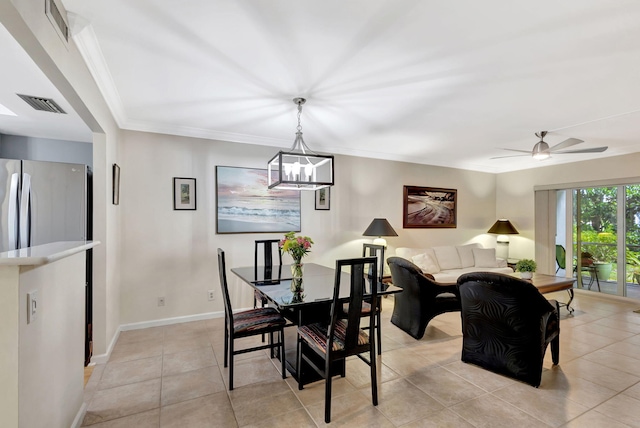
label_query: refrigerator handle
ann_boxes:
[19,173,31,249]
[8,173,19,250]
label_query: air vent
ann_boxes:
[45,0,69,44]
[17,94,67,114]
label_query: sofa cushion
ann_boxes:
[473,248,499,268]
[432,266,514,283]
[433,246,462,270]
[396,247,430,261]
[412,253,440,274]
[457,243,481,268]
[431,272,459,283]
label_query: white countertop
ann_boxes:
[0,241,99,266]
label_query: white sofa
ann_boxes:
[395,243,513,283]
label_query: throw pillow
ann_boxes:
[456,243,481,268]
[433,246,462,270]
[473,248,499,268]
[412,253,440,274]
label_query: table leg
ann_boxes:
[564,289,574,314]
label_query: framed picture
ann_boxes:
[173,177,197,210]
[112,163,120,205]
[216,166,301,234]
[403,185,457,228]
[315,187,330,210]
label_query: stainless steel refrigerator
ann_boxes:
[0,159,88,251]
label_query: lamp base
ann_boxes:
[496,242,509,260]
[373,238,387,247]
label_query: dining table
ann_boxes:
[231,262,401,384]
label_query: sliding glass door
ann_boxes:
[567,184,640,298]
[573,187,618,294]
[625,185,640,297]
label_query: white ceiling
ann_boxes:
[15,1,640,172]
[0,23,91,143]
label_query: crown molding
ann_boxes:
[72,24,126,127]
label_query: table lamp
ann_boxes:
[363,218,398,247]
[487,219,519,259]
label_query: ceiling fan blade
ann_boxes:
[499,148,532,154]
[548,138,583,152]
[490,153,530,159]
[554,146,608,154]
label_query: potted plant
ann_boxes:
[626,250,640,285]
[515,259,537,279]
[580,251,594,266]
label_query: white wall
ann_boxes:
[18,253,86,428]
[2,0,122,357]
[496,152,640,262]
[119,130,498,324]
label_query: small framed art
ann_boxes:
[403,185,457,228]
[315,187,330,210]
[173,177,197,210]
[112,163,120,205]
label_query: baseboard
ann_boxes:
[89,310,229,364]
[119,310,225,331]
[71,402,87,428]
[90,328,121,365]
[573,287,640,304]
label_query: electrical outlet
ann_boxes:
[27,290,38,324]
[158,297,165,307]
[207,290,215,301]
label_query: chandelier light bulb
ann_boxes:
[292,161,301,176]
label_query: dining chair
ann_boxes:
[297,256,379,423]
[217,248,286,390]
[361,243,385,354]
[253,239,283,308]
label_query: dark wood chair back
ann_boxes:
[362,243,385,287]
[254,239,282,267]
[217,248,233,324]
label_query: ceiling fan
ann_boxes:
[492,131,608,160]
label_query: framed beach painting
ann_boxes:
[216,166,301,234]
[403,185,457,228]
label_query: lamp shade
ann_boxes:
[487,219,519,235]
[363,218,398,237]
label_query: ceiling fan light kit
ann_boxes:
[267,98,334,191]
[532,141,551,160]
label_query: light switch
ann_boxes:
[27,291,38,324]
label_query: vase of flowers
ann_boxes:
[279,232,313,292]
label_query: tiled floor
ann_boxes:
[82,290,640,427]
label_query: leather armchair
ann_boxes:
[456,272,560,387]
[387,257,461,340]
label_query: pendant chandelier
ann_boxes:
[267,98,334,190]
